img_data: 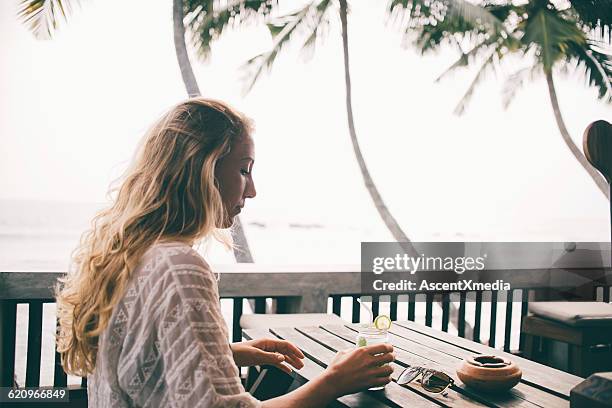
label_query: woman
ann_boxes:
[56,98,394,407]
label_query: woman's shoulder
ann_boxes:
[141,241,212,275]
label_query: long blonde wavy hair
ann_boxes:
[56,98,253,376]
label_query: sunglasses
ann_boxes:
[397,365,455,394]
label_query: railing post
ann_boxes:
[0,300,17,387]
[351,296,360,323]
[331,296,341,317]
[232,298,244,343]
[25,300,43,387]
[473,291,482,343]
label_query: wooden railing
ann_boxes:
[1,266,610,398]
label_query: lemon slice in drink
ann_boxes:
[357,336,367,347]
[374,315,392,331]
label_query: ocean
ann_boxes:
[0,199,394,271]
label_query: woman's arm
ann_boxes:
[263,344,395,408]
[231,339,305,374]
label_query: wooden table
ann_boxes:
[243,320,584,407]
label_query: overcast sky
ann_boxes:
[1,0,611,242]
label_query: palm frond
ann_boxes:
[240,4,312,93]
[502,63,541,109]
[387,0,508,55]
[454,48,498,115]
[522,8,586,73]
[299,0,333,61]
[567,40,612,102]
[446,0,505,34]
[388,0,464,54]
[435,36,497,82]
[387,0,436,24]
[241,0,333,94]
[185,0,276,61]
[17,0,79,40]
[486,4,514,23]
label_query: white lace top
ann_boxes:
[88,242,261,407]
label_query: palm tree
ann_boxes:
[241,0,516,337]
[388,0,612,200]
[339,0,419,252]
[241,0,519,248]
[242,0,421,256]
[17,0,265,262]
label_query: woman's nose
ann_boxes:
[245,177,256,199]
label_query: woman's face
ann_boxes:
[215,133,256,228]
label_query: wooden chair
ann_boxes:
[521,302,612,377]
[522,121,612,378]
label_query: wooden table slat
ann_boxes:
[393,320,581,398]
[270,327,436,408]
[243,328,390,408]
[323,325,544,408]
[299,325,490,408]
[327,324,568,408]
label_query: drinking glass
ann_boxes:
[356,324,390,391]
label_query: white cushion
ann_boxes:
[240,313,345,329]
[529,302,612,326]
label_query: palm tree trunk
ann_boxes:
[545,72,610,200]
[337,0,416,256]
[338,0,472,338]
[172,0,254,262]
[173,0,200,97]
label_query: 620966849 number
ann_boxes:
[0,387,68,403]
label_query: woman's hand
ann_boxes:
[230,338,305,374]
[261,343,395,407]
[321,343,395,397]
